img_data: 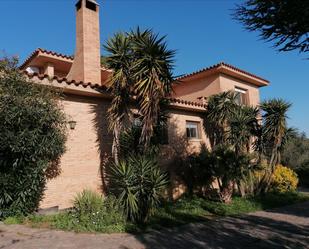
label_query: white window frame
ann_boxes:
[235,87,248,105]
[186,121,200,139]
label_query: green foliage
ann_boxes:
[0,57,67,219]
[104,27,175,155]
[119,124,167,159]
[3,215,24,225]
[271,165,298,193]
[108,155,169,224]
[233,0,309,54]
[176,147,214,195]
[5,192,308,233]
[204,91,237,147]
[28,190,127,233]
[208,146,252,202]
[73,189,104,215]
[176,145,251,203]
[281,132,309,186]
[202,196,261,216]
[228,106,259,154]
[59,191,126,233]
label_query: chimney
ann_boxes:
[67,0,101,84]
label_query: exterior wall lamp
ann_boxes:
[68,120,77,130]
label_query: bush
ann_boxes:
[108,155,169,224]
[0,57,67,219]
[175,147,214,195]
[55,190,126,233]
[176,146,251,203]
[271,165,299,193]
[73,189,103,215]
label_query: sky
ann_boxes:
[0,0,308,135]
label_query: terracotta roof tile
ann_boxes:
[23,70,107,91]
[19,48,73,70]
[176,62,269,83]
[169,98,206,108]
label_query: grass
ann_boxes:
[4,191,309,233]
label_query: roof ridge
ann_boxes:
[37,48,74,60]
[176,62,269,83]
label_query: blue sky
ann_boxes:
[1,0,308,135]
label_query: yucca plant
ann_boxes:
[228,106,259,155]
[257,99,292,193]
[107,155,169,224]
[104,28,175,159]
[104,32,133,164]
[205,91,238,147]
[129,28,175,149]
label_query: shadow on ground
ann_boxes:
[133,201,309,249]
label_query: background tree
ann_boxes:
[233,0,309,54]
[282,131,309,186]
[0,57,67,218]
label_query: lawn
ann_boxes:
[4,191,309,233]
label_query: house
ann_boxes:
[19,0,269,209]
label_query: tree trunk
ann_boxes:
[112,123,120,165]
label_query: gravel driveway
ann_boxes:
[1,201,308,249]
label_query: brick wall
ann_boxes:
[40,94,112,209]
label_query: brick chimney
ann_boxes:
[67,0,101,84]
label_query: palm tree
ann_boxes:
[105,28,175,160]
[104,33,133,163]
[258,98,291,192]
[227,106,259,196]
[205,91,237,147]
[228,106,259,155]
[129,28,175,149]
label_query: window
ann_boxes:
[235,87,248,105]
[186,121,200,139]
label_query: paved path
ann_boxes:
[1,201,309,249]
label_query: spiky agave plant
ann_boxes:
[107,155,169,224]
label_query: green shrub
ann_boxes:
[0,57,67,219]
[3,215,24,225]
[73,189,103,215]
[176,146,251,203]
[108,155,169,224]
[54,190,126,233]
[271,164,299,193]
[175,147,214,195]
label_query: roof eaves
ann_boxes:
[19,48,74,70]
[176,62,269,85]
[23,70,107,92]
[169,98,206,108]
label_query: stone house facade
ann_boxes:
[19,0,269,209]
